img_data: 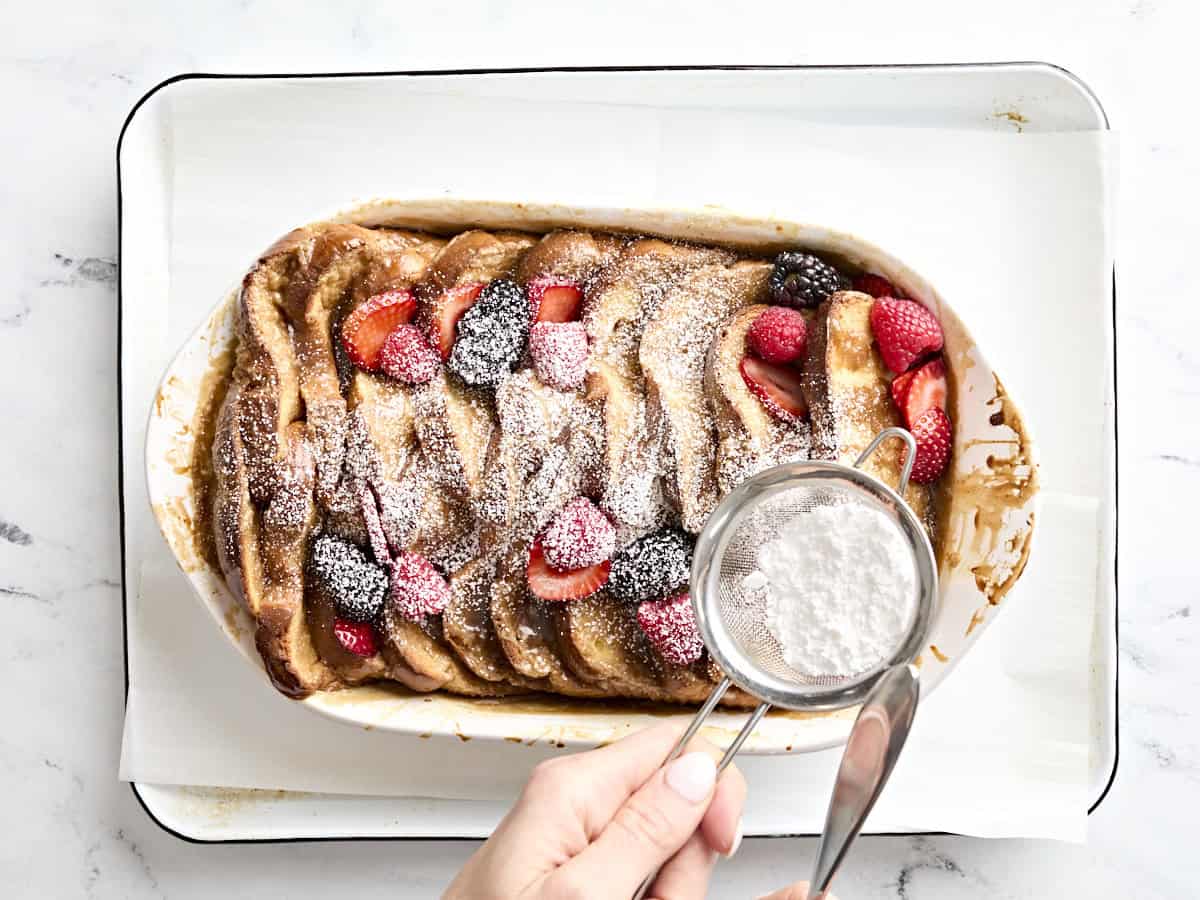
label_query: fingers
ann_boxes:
[757,882,838,900]
[644,830,717,900]
[700,759,746,856]
[546,751,718,898]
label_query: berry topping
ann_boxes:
[868,297,944,374]
[891,369,916,412]
[389,552,452,621]
[379,324,441,384]
[430,282,485,360]
[309,534,387,623]
[909,407,952,484]
[541,497,616,571]
[359,484,392,568]
[333,619,379,657]
[852,273,900,298]
[746,306,809,365]
[768,251,848,309]
[526,539,610,602]
[529,321,589,390]
[609,529,694,604]
[637,593,704,666]
[902,357,947,428]
[341,290,417,371]
[527,277,584,323]
[739,357,809,421]
[447,278,531,386]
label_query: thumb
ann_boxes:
[549,751,718,897]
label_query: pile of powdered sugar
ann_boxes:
[743,502,917,679]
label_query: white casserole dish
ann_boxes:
[146,197,1039,753]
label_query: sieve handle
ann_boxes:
[853,427,918,495]
[631,679,770,900]
[808,664,921,900]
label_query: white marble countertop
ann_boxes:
[2,1,1196,897]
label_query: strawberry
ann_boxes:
[341,290,418,371]
[891,369,916,411]
[333,619,378,657]
[637,593,704,666]
[740,357,809,421]
[853,273,901,298]
[541,497,616,571]
[909,407,952,484]
[526,539,610,602]
[379,324,441,384]
[429,282,485,360]
[902,358,947,427]
[747,306,808,365]
[869,297,943,374]
[527,277,583,323]
[389,552,451,621]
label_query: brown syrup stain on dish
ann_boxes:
[965,607,987,636]
[928,644,949,663]
[994,109,1029,133]
[187,335,237,574]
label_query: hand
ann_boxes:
[757,884,837,900]
[445,721,747,899]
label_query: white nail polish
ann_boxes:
[665,752,717,803]
[724,817,744,857]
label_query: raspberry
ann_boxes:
[746,306,808,365]
[637,593,704,666]
[529,321,589,390]
[541,497,616,571]
[379,324,440,384]
[389,552,451,622]
[869,297,944,374]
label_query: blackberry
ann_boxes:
[309,534,387,623]
[609,528,694,604]
[447,278,531,386]
[768,251,848,309]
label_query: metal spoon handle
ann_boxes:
[809,663,921,899]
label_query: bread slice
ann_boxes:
[641,260,773,532]
[584,240,734,528]
[410,230,536,500]
[803,290,932,520]
[705,304,813,493]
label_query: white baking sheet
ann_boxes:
[117,66,1115,842]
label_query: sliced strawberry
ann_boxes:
[909,407,952,484]
[527,277,583,323]
[429,282,485,360]
[891,369,916,412]
[869,297,943,374]
[526,539,610,602]
[903,357,948,427]
[341,290,417,370]
[333,619,378,657]
[853,273,901,298]
[739,357,809,421]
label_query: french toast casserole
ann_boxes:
[206,222,955,705]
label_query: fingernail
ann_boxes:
[724,816,744,857]
[665,752,717,803]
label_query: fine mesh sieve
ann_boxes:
[633,428,939,900]
[694,430,938,712]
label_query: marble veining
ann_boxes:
[3,0,1198,898]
